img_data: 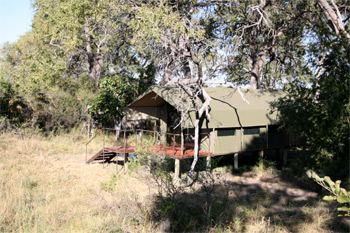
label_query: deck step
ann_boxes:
[86,150,117,164]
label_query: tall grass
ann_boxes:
[0,131,348,232]
[0,132,155,232]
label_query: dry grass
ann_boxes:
[0,132,348,232]
[0,132,157,232]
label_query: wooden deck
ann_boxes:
[86,144,212,164]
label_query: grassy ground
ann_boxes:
[0,132,348,232]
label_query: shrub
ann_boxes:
[0,79,31,127]
[29,89,89,134]
[307,170,350,216]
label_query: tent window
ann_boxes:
[244,127,260,135]
[217,129,236,137]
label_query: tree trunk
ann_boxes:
[250,52,265,89]
[189,88,212,173]
[190,115,200,172]
[317,0,350,40]
[84,20,104,85]
[160,63,172,85]
[89,54,103,85]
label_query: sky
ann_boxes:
[0,0,34,46]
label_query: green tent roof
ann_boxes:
[128,86,284,128]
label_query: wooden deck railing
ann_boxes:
[85,128,212,163]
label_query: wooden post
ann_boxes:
[206,156,211,171]
[124,153,129,173]
[275,149,281,168]
[153,130,156,143]
[123,130,128,172]
[141,130,143,145]
[283,149,288,166]
[266,124,269,149]
[240,128,244,151]
[181,125,184,159]
[116,155,119,173]
[102,129,105,168]
[172,134,176,157]
[174,158,180,179]
[87,120,90,139]
[234,153,239,170]
[259,150,264,170]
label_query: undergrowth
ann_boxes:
[0,132,348,232]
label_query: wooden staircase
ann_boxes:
[86,149,117,164]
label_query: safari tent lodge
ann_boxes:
[86,86,295,176]
[126,86,293,163]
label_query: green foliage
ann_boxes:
[274,38,349,177]
[149,169,229,232]
[0,79,31,126]
[217,0,312,87]
[0,0,156,132]
[134,142,230,231]
[255,158,278,175]
[128,1,187,55]
[100,174,119,192]
[307,170,350,216]
[89,75,135,128]
[29,89,89,133]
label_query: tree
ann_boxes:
[214,0,313,89]
[89,75,136,128]
[0,78,30,126]
[31,0,133,85]
[0,0,158,131]
[317,0,350,41]
[274,0,350,178]
[128,0,219,173]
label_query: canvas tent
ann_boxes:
[126,86,286,156]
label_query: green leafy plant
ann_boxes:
[307,170,350,216]
[274,38,349,178]
[89,75,135,128]
[0,80,31,126]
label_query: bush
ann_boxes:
[307,170,350,216]
[274,39,349,179]
[134,145,230,231]
[89,75,135,128]
[0,80,31,129]
[29,89,89,134]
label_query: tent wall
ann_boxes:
[126,107,159,121]
[213,128,242,154]
[198,128,214,154]
[212,126,280,154]
[242,126,267,151]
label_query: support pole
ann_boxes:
[172,134,175,157]
[283,149,288,166]
[206,156,211,171]
[123,130,127,173]
[259,150,264,170]
[181,125,184,159]
[124,153,129,173]
[234,153,239,170]
[141,130,143,145]
[174,158,180,179]
[102,130,105,168]
[116,155,119,173]
[87,120,90,139]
